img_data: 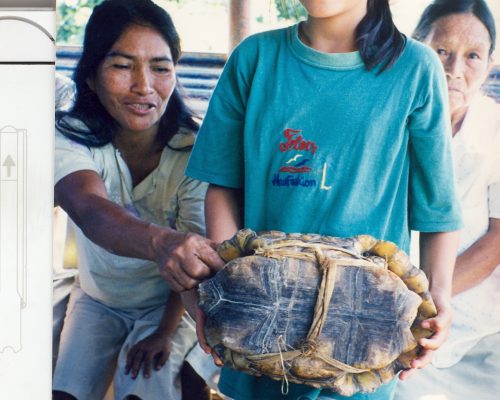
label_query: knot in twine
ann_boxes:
[247,243,371,395]
[299,339,319,358]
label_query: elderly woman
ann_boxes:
[52,1,222,399]
[395,1,500,399]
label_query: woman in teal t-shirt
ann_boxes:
[185,0,463,399]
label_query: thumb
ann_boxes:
[195,307,212,354]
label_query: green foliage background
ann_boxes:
[57,0,185,44]
[57,0,102,44]
[274,0,306,21]
[57,0,305,45]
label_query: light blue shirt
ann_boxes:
[187,23,462,399]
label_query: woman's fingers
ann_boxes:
[155,350,169,370]
[411,347,434,369]
[195,307,211,354]
[398,368,417,381]
[161,268,193,293]
[399,345,435,381]
[160,254,204,291]
[195,307,223,366]
[126,347,146,379]
[160,233,225,292]
[196,239,226,271]
[419,303,452,350]
[142,351,154,378]
[419,326,447,350]
[399,306,450,381]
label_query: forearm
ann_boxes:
[64,192,178,263]
[401,230,460,371]
[56,171,220,292]
[205,184,243,242]
[156,292,185,337]
[420,231,460,298]
[452,219,500,295]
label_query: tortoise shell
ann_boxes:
[198,229,437,396]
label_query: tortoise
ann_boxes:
[198,229,437,396]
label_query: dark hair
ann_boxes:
[355,0,406,72]
[56,0,198,148]
[413,0,496,55]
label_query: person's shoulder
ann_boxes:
[233,25,291,56]
[168,126,196,150]
[400,38,442,70]
[55,115,114,156]
[397,37,442,70]
[394,38,446,97]
[55,116,87,148]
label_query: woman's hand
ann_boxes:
[195,307,224,367]
[151,230,225,293]
[399,287,452,380]
[180,289,224,367]
[399,231,459,381]
[417,287,452,355]
[125,331,174,379]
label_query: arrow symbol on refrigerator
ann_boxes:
[2,155,16,177]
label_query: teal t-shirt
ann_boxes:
[186,23,462,400]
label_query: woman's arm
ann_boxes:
[452,218,500,295]
[55,170,223,292]
[399,230,460,380]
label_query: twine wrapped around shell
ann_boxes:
[198,229,436,396]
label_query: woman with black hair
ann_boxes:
[395,1,500,399]
[52,1,222,399]
[184,0,463,399]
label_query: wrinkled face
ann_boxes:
[87,24,176,135]
[423,13,492,117]
[299,0,367,19]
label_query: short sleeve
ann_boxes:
[54,131,99,185]
[175,175,208,235]
[407,55,462,232]
[186,42,253,188]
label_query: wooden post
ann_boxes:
[229,0,251,51]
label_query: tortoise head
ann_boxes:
[217,229,263,262]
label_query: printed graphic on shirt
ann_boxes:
[272,128,332,190]
[279,154,311,174]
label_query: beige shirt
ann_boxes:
[55,125,207,309]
